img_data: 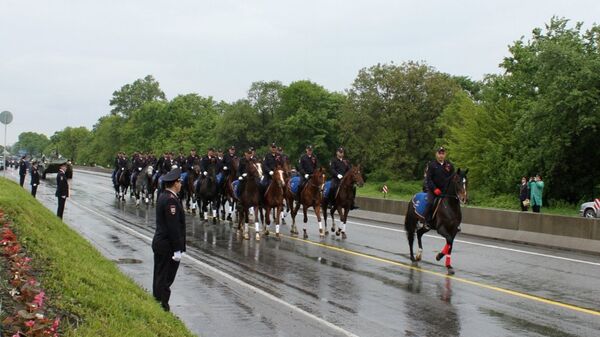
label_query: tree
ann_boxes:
[109,75,166,117]
[340,62,460,180]
[13,132,50,156]
[46,127,91,163]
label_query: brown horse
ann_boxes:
[237,162,262,240]
[262,165,286,238]
[290,167,326,239]
[405,169,468,275]
[323,165,364,239]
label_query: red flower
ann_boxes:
[25,320,35,327]
[33,291,45,308]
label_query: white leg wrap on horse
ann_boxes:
[255,222,260,232]
[204,211,208,219]
[318,221,323,230]
[249,207,254,215]
[212,209,217,218]
[228,206,233,215]
[276,224,280,233]
[342,223,346,232]
[244,223,248,232]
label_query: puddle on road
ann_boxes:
[113,258,143,264]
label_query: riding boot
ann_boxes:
[423,192,436,230]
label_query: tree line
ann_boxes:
[11,18,600,203]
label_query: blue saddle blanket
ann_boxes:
[181,172,189,184]
[324,180,332,198]
[216,172,224,185]
[412,192,430,218]
[232,180,240,199]
[290,176,301,194]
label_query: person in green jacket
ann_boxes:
[529,174,544,213]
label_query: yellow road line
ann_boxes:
[282,234,600,317]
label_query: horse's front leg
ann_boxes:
[334,206,344,236]
[435,227,455,275]
[302,204,309,239]
[415,227,429,262]
[275,204,282,238]
[314,203,325,238]
[254,204,262,241]
[290,202,301,235]
[341,206,349,239]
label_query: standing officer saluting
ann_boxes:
[152,167,186,312]
[30,160,40,198]
[55,161,69,219]
[423,146,454,230]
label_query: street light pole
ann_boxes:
[0,110,14,178]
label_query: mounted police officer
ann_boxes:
[237,148,254,196]
[329,147,358,209]
[175,150,186,170]
[262,143,282,186]
[152,168,185,312]
[186,149,200,171]
[131,152,145,186]
[222,146,237,174]
[298,145,318,191]
[200,148,217,180]
[423,147,454,229]
[278,146,289,166]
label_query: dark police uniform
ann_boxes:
[186,154,200,171]
[18,159,28,187]
[152,168,186,311]
[222,152,237,173]
[298,153,318,188]
[55,165,69,219]
[423,159,454,224]
[262,151,281,185]
[30,164,40,198]
[329,156,351,192]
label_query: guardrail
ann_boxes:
[356,196,600,242]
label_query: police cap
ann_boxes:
[162,168,181,182]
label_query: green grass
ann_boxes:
[0,178,196,337]
[358,180,580,217]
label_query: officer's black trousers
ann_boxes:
[57,197,66,219]
[19,174,26,187]
[153,252,180,311]
[31,185,38,198]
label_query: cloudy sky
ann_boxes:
[1,0,598,144]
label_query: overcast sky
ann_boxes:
[1,0,598,144]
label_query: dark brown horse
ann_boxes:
[405,169,468,275]
[262,165,286,238]
[223,157,239,222]
[323,165,364,239]
[290,167,326,239]
[237,162,262,240]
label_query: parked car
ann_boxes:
[579,200,599,218]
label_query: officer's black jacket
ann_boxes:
[330,158,351,180]
[133,157,145,171]
[299,154,318,176]
[237,157,252,177]
[263,153,281,173]
[152,190,186,254]
[222,153,237,171]
[55,170,69,198]
[30,167,40,185]
[18,160,27,176]
[186,155,199,170]
[425,160,454,193]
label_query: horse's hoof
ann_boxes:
[335,229,341,236]
[212,218,217,224]
[303,229,308,239]
[325,230,329,236]
[227,215,232,221]
[410,255,416,262]
[436,253,444,261]
[331,227,335,233]
[319,229,324,237]
[415,253,422,262]
[243,232,249,240]
[275,232,280,239]
[447,266,455,275]
[341,231,347,239]
[281,219,286,225]
[264,230,270,236]
[255,233,261,241]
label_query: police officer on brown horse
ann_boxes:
[263,143,282,186]
[298,145,318,193]
[329,147,358,210]
[423,147,454,229]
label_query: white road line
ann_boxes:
[70,199,358,337]
[309,214,600,267]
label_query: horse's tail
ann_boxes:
[404,200,417,236]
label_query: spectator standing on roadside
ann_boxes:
[30,160,40,198]
[529,174,544,213]
[519,176,530,211]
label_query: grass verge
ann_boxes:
[0,178,196,337]
[358,180,580,216]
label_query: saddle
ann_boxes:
[412,192,442,221]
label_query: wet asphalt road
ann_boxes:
[5,168,600,337]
